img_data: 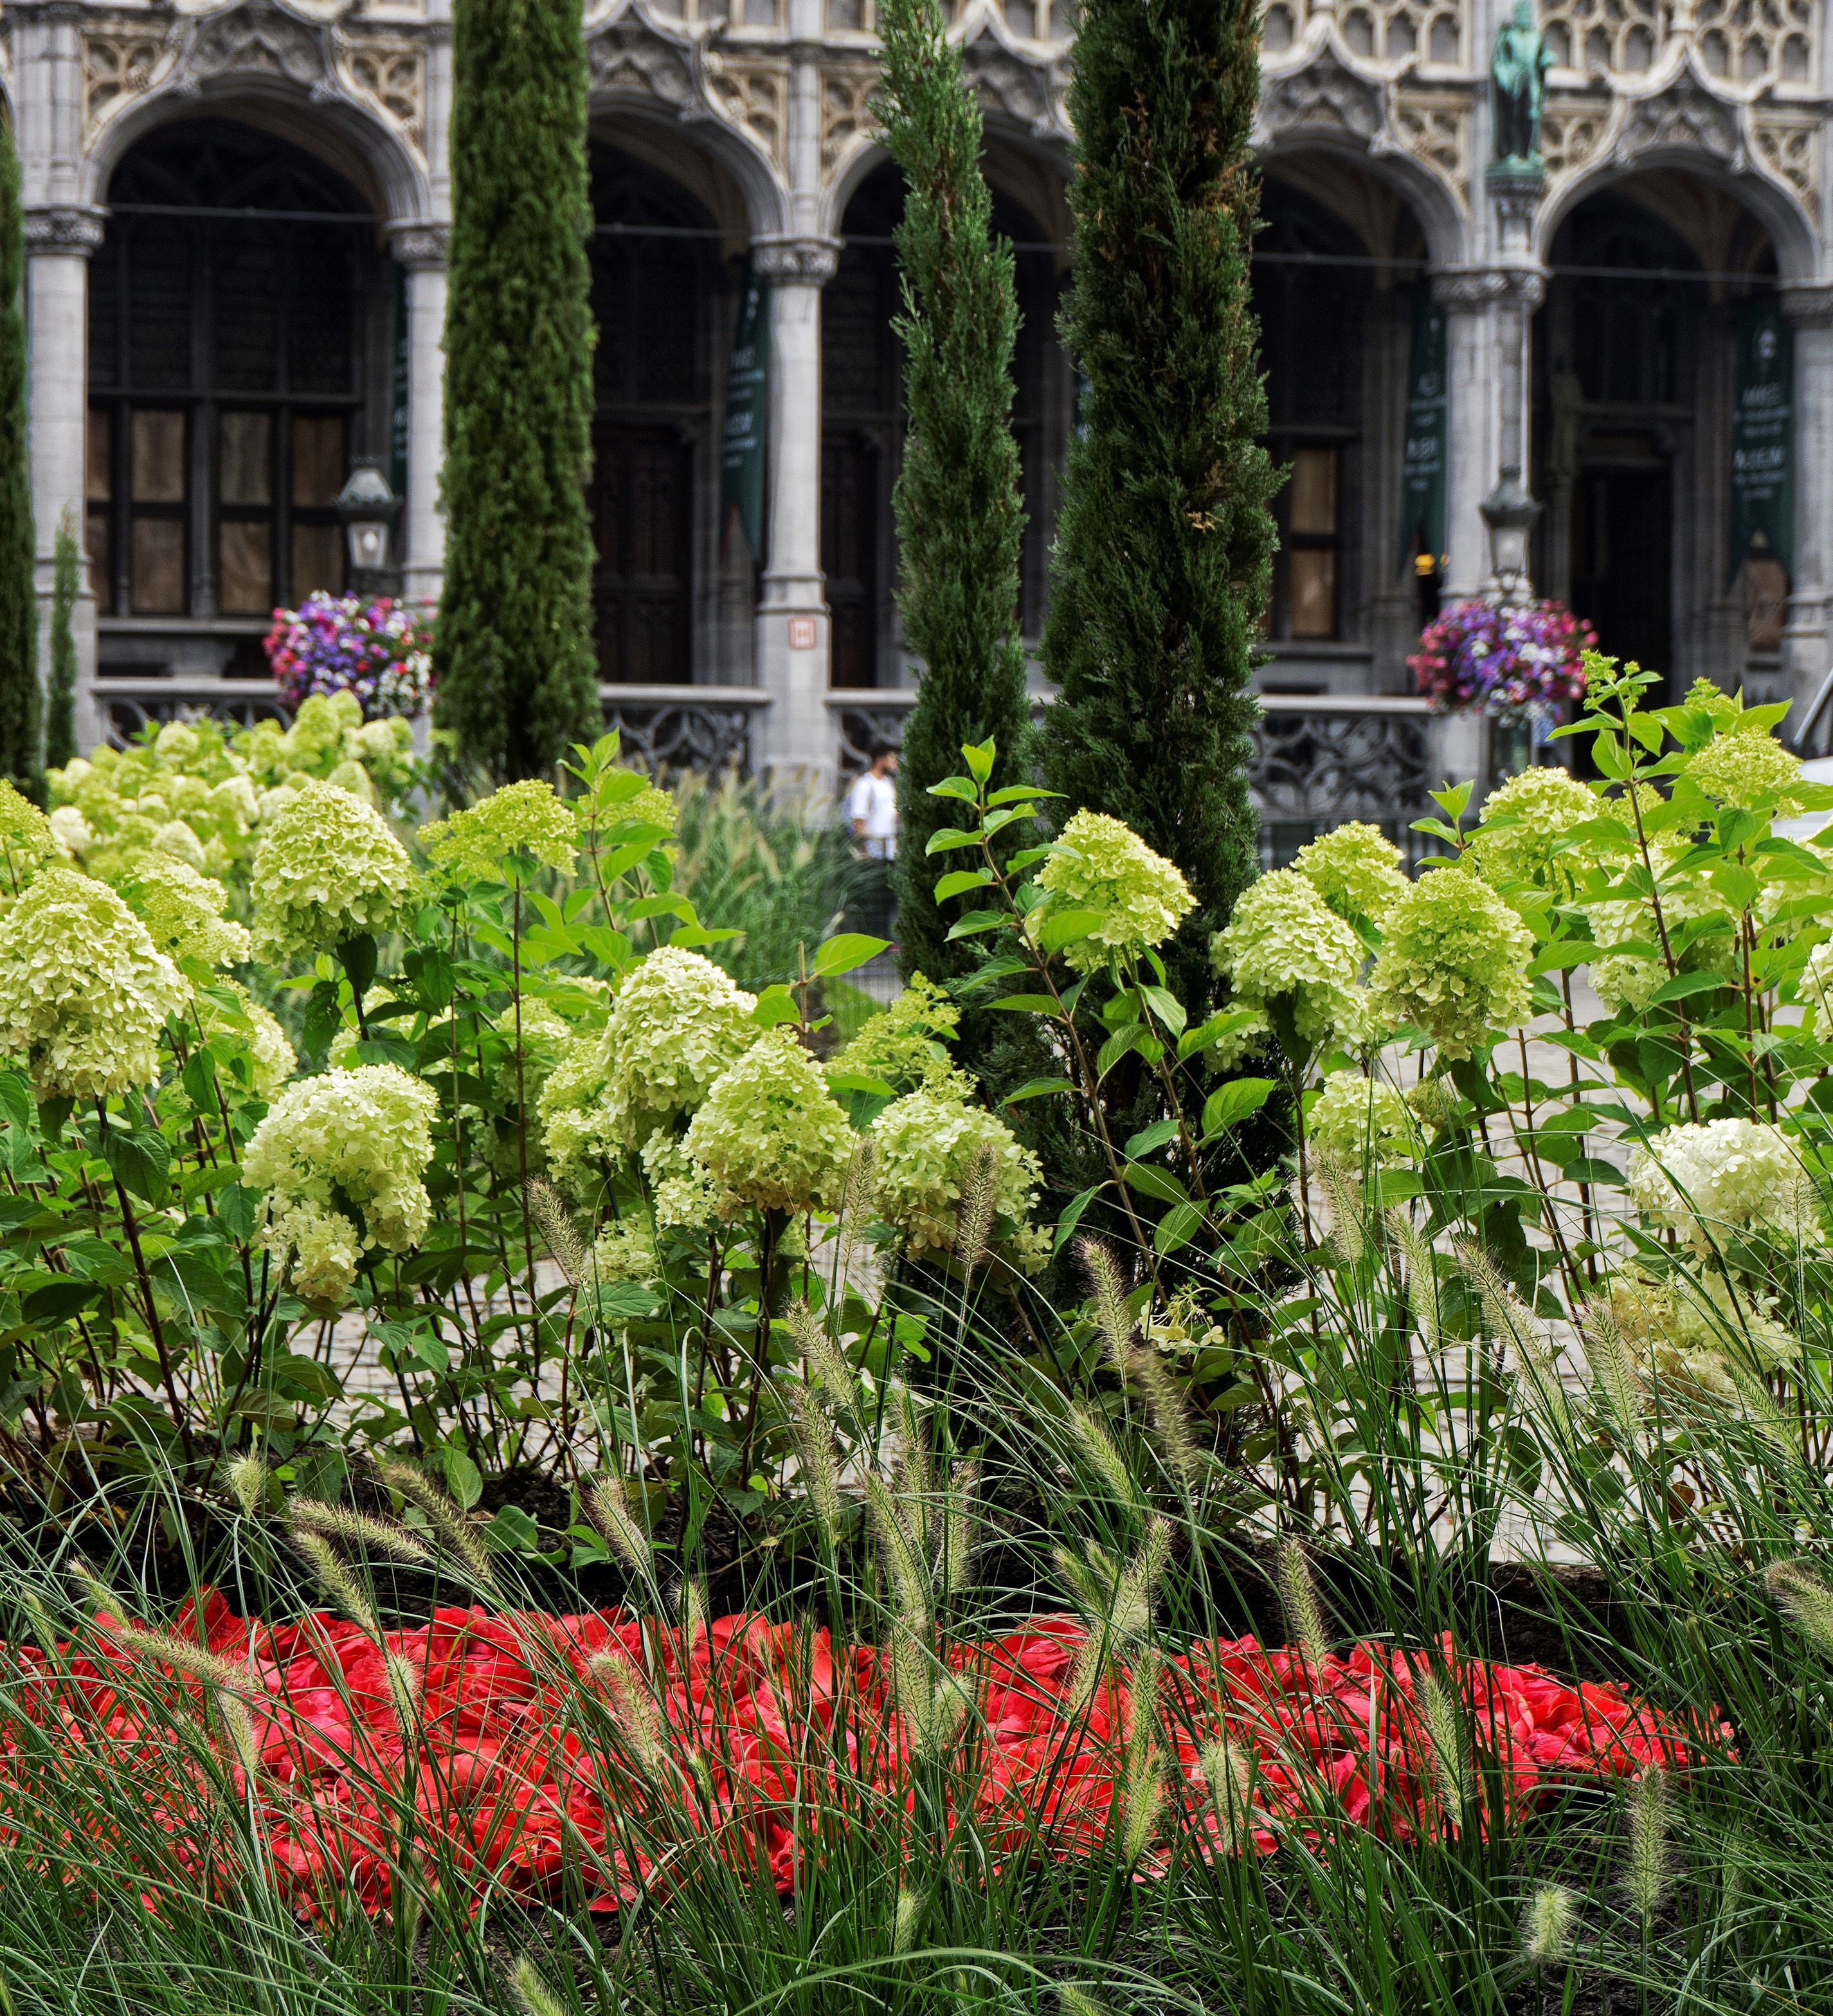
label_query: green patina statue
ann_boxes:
[1492,0,1552,168]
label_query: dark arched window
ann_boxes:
[87,120,380,640]
[588,145,721,685]
[1252,179,1373,643]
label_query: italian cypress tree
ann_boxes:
[879,0,1031,996]
[435,0,599,781]
[0,119,41,799]
[44,513,78,773]
[1040,0,1277,1015]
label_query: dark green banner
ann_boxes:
[1730,302,1793,581]
[1398,284,1448,574]
[720,262,770,563]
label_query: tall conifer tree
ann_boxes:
[879,0,1031,995]
[435,0,598,780]
[1040,0,1276,1013]
[0,119,41,799]
[44,513,78,772]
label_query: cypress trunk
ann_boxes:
[879,0,1031,1010]
[45,513,79,774]
[435,0,599,781]
[0,120,41,799]
[1040,0,1276,1015]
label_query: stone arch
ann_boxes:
[81,74,429,232]
[1540,148,1817,285]
[1254,127,1470,270]
[586,103,764,248]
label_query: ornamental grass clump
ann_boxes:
[1034,810,1195,974]
[682,1030,854,1217]
[242,1063,438,1305]
[1369,866,1533,1060]
[0,866,188,1098]
[249,777,420,963]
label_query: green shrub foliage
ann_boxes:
[435,0,599,781]
[1040,0,1277,1016]
[0,121,40,802]
[878,0,1032,1013]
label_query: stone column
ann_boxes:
[1432,270,1506,601]
[752,233,840,795]
[1780,284,1833,734]
[388,226,450,613]
[25,208,105,754]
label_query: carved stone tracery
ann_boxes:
[705,55,790,174]
[820,67,878,180]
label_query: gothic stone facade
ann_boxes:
[7,0,1832,783]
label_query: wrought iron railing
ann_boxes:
[98,678,289,749]
[600,685,772,777]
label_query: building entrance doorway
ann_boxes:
[1568,459,1672,683]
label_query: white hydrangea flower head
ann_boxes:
[1035,810,1195,972]
[590,1218,659,1287]
[640,1129,719,1233]
[1609,1267,1798,1410]
[1307,1070,1416,1170]
[0,867,188,1099]
[1291,822,1409,923]
[1801,937,1833,1022]
[597,945,759,1151]
[1467,767,1601,888]
[1687,731,1803,809]
[122,855,251,970]
[537,1033,618,1194]
[826,972,961,1092]
[151,819,208,873]
[682,1030,854,1217]
[870,1072,1047,1270]
[242,1063,438,1307]
[0,780,56,887]
[249,777,420,963]
[1627,1118,1818,1256]
[419,779,579,878]
[1210,868,1370,1063]
[1369,866,1534,1059]
[48,804,93,859]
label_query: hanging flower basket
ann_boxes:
[264,591,434,720]
[1409,598,1596,725]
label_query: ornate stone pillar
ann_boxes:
[388,226,451,614]
[25,207,105,754]
[1780,284,1833,731]
[752,233,840,794]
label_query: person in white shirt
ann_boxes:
[845,744,899,858]
[844,743,899,940]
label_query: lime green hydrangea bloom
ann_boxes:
[122,855,251,970]
[1291,822,1408,923]
[1210,867,1369,1064]
[827,972,961,1092]
[600,779,678,835]
[870,1071,1046,1269]
[249,778,420,962]
[1306,1069,1415,1169]
[682,1030,854,1216]
[420,779,579,878]
[1369,867,1534,1059]
[640,1129,719,1233]
[0,867,189,1099]
[0,779,55,889]
[597,946,758,1151]
[1686,731,1803,809]
[1627,1118,1815,1257]
[242,1062,438,1305]
[1467,767,1600,887]
[590,1219,660,1287]
[1035,810,1195,972]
